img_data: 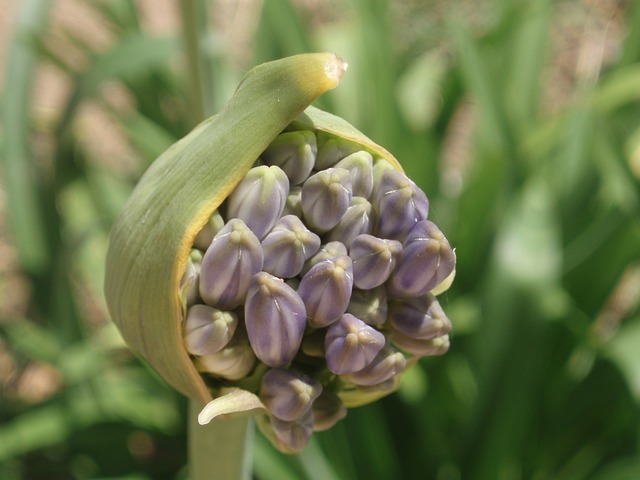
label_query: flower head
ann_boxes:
[180,121,456,452]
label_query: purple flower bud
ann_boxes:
[345,344,407,386]
[260,368,322,421]
[334,151,374,198]
[325,313,385,374]
[183,304,238,355]
[324,197,374,248]
[226,165,289,239]
[300,241,348,276]
[301,168,352,232]
[390,331,450,357]
[261,215,321,278]
[370,159,396,199]
[346,286,388,327]
[373,170,429,241]
[312,390,347,431]
[180,250,201,308]
[388,294,452,340]
[193,210,225,251]
[282,186,302,217]
[350,234,402,290]
[199,219,264,309]
[270,409,314,452]
[195,341,256,380]
[261,131,317,185]
[315,132,360,170]
[298,256,353,328]
[388,220,456,298]
[245,272,307,367]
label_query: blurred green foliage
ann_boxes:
[1,0,639,479]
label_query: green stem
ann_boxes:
[180,0,214,123]
[188,399,254,480]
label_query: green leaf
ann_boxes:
[1,0,52,273]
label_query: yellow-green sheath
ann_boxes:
[104,53,347,404]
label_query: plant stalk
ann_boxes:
[180,0,215,124]
[189,399,254,480]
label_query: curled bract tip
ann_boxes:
[197,388,266,425]
[325,54,348,84]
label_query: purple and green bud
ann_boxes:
[180,250,201,308]
[311,390,347,431]
[199,219,264,309]
[346,286,388,328]
[373,169,429,241]
[301,167,352,232]
[244,272,307,367]
[301,241,348,276]
[324,313,385,374]
[282,186,303,217]
[298,255,353,328]
[194,340,256,381]
[270,409,314,452]
[260,368,322,421]
[183,304,238,356]
[345,344,406,386]
[261,215,321,278]
[226,165,290,239]
[388,220,456,298]
[261,131,317,185]
[388,293,451,340]
[314,132,360,170]
[389,331,450,357]
[193,210,225,251]
[334,151,374,198]
[350,234,402,290]
[324,197,374,248]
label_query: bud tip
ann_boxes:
[325,54,348,85]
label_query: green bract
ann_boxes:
[105,53,351,404]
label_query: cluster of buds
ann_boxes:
[180,125,456,452]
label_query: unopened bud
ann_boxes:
[301,168,352,232]
[245,272,307,367]
[260,368,322,421]
[350,234,402,290]
[270,409,314,452]
[373,169,429,241]
[199,219,264,309]
[301,241,348,276]
[262,215,321,278]
[346,286,388,328]
[195,340,256,381]
[282,186,302,217]
[388,220,455,298]
[183,304,238,356]
[312,390,347,431]
[324,313,385,374]
[334,151,374,198]
[390,331,450,357]
[298,255,353,328]
[388,294,451,340]
[324,197,374,248]
[345,344,406,386]
[180,250,201,308]
[315,132,360,170]
[226,165,289,239]
[261,131,317,185]
[193,210,225,251]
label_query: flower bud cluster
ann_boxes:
[181,128,455,452]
